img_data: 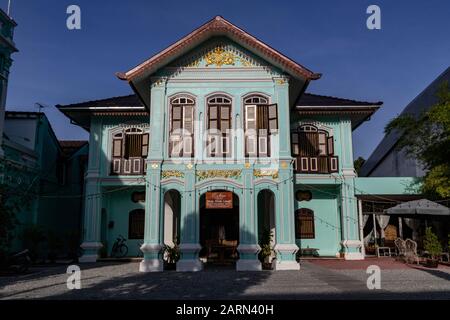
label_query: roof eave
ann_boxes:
[116,16,320,83]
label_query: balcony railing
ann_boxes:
[111,157,146,175]
[294,156,338,174]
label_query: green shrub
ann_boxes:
[258,229,275,263]
[423,227,442,260]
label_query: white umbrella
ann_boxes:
[384,199,450,216]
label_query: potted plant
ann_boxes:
[162,244,180,270]
[258,229,275,270]
[423,227,442,268]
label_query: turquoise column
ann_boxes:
[236,166,262,271]
[177,164,203,271]
[272,77,300,270]
[79,117,103,262]
[139,79,166,272]
[273,162,300,270]
[338,119,363,259]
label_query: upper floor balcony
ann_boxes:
[291,124,338,174]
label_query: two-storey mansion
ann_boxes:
[58,16,416,272]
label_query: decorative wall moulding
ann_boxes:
[253,169,279,179]
[196,169,242,181]
[161,170,185,179]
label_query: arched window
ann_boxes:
[243,94,277,157]
[128,209,145,239]
[169,95,195,158]
[295,208,315,239]
[207,95,232,157]
[244,95,268,105]
[291,124,337,173]
[111,128,149,175]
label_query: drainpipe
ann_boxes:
[358,199,365,257]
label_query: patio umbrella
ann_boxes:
[384,199,450,216]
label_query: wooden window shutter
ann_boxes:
[268,103,278,131]
[112,138,122,157]
[295,209,315,239]
[128,209,145,239]
[245,105,257,156]
[141,133,149,157]
[327,137,334,155]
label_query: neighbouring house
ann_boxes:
[0,7,17,158]
[1,111,88,255]
[57,16,419,272]
[360,67,450,178]
[359,67,450,253]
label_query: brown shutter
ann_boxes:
[327,137,334,155]
[142,133,149,157]
[113,139,122,157]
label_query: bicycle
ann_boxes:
[110,235,128,258]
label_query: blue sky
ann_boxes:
[3,0,450,159]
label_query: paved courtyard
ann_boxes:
[0,258,449,300]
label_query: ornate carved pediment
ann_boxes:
[169,42,260,69]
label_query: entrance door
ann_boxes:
[199,191,239,265]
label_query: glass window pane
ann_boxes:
[210,120,217,129]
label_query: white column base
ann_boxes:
[139,259,163,272]
[273,260,300,270]
[176,259,203,272]
[79,254,98,263]
[236,259,262,271]
[343,252,364,260]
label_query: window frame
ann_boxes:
[206,95,232,158]
[169,95,195,158]
[243,94,277,157]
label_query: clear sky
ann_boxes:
[3,0,449,159]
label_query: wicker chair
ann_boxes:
[394,238,406,258]
[404,239,420,265]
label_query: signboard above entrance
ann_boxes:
[205,192,233,209]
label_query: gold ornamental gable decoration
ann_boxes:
[205,46,236,67]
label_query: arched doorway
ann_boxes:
[257,190,276,264]
[164,190,181,246]
[199,190,239,265]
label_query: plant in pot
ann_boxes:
[162,244,180,270]
[258,229,275,270]
[423,227,442,268]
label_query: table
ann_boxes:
[377,246,392,257]
[299,248,319,257]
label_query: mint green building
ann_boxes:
[58,16,418,271]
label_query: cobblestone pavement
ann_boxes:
[0,260,449,300]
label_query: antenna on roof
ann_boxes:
[7,0,11,16]
[35,102,49,113]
